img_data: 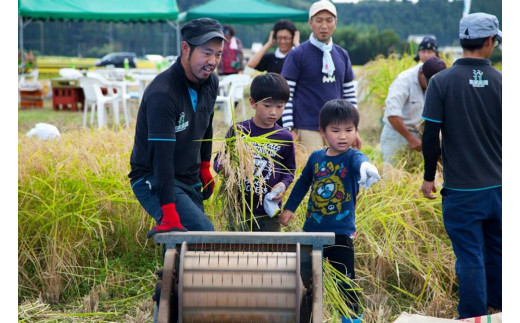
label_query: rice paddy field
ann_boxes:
[17,54,500,322]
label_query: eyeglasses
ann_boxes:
[276,37,292,42]
[493,36,501,48]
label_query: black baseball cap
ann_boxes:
[181,18,227,46]
[414,36,439,62]
[422,57,447,80]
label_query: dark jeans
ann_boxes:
[131,174,214,231]
[323,234,359,314]
[231,213,281,232]
[441,187,502,319]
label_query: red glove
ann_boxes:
[200,161,214,199]
[147,203,186,238]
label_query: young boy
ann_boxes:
[214,72,296,231]
[279,99,380,323]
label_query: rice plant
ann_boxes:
[357,53,417,114]
[18,128,162,319]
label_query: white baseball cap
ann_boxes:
[309,0,337,19]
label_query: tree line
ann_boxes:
[20,0,501,65]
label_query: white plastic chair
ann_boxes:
[19,68,39,83]
[19,68,42,103]
[19,68,41,90]
[215,74,251,125]
[59,68,83,79]
[87,71,131,128]
[126,70,157,102]
[79,76,120,129]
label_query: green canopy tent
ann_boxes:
[18,0,180,71]
[178,0,308,24]
[19,0,179,21]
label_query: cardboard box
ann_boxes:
[393,312,502,323]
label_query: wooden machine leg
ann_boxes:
[158,248,177,323]
[311,249,323,323]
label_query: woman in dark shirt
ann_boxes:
[247,19,299,75]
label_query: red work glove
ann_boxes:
[147,203,187,238]
[200,161,214,200]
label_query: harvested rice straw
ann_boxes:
[213,122,293,231]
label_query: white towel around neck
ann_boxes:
[309,34,335,76]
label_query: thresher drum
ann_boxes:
[153,232,335,323]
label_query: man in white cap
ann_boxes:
[281,0,361,152]
[421,12,502,319]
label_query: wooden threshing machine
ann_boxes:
[153,231,335,323]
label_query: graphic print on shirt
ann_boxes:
[243,142,283,202]
[309,160,351,224]
[175,112,189,133]
[469,69,489,88]
[322,74,336,83]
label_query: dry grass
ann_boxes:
[18,127,161,321]
[211,118,296,231]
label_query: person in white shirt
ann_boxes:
[380,57,446,168]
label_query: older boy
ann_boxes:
[280,99,379,323]
[214,73,296,231]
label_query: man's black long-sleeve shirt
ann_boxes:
[129,57,218,205]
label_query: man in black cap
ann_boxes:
[414,36,439,62]
[421,12,501,319]
[422,56,447,83]
[129,18,226,237]
[380,56,446,170]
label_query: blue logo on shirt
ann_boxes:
[469,69,489,88]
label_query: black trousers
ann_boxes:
[323,234,359,314]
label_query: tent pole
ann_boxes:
[18,17,33,74]
[19,16,24,74]
[167,20,181,57]
[175,20,181,56]
[176,20,180,57]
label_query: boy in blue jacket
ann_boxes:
[280,99,379,322]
